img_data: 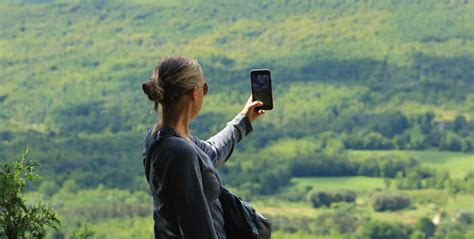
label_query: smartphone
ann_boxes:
[250,69,273,111]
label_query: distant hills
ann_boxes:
[0,0,473,189]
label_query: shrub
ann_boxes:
[457,210,474,225]
[371,192,411,212]
[0,147,61,238]
[357,221,412,239]
[414,217,436,238]
[308,190,356,208]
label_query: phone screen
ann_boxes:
[251,69,273,110]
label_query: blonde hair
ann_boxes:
[142,56,203,112]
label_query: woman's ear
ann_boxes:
[189,87,198,102]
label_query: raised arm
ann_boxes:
[192,113,252,167]
[192,96,266,168]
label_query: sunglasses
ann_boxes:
[193,82,208,96]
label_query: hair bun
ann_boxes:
[142,79,163,102]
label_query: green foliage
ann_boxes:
[308,190,356,208]
[0,147,60,238]
[410,231,424,239]
[62,179,80,194]
[1,1,474,237]
[457,210,474,225]
[270,203,368,236]
[454,115,468,133]
[371,192,411,212]
[315,204,369,235]
[341,111,474,152]
[23,185,151,238]
[356,221,412,239]
[396,170,423,190]
[434,222,469,239]
[449,171,474,195]
[350,150,474,180]
[1,0,474,191]
[72,225,95,239]
[445,231,465,239]
[38,180,60,196]
[414,217,436,238]
[353,154,418,178]
[441,132,464,152]
[223,153,293,195]
[291,154,357,177]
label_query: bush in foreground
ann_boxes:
[0,147,60,238]
[0,147,94,239]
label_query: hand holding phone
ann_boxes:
[250,69,273,111]
[241,95,265,122]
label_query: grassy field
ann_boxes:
[272,231,338,239]
[254,150,474,220]
[255,173,473,226]
[348,150,474,178]
[254,176,385,216]
[287,176,387,193]
[88,217,153,239]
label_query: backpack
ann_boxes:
[219,187,272,239]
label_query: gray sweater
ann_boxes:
[142,113,252,239]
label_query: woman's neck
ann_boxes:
[159,103,192,141]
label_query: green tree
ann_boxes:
[371,192,411,212]
[410,231,424,239]
[417,112,435,134]
[393,133,410,150]
[414,217,435,238]
[0,147,61,238]
[62,179,80,193]
[453,115,467,133]
[441,132,462,151]
[357,221,412,239]
[38,180,60,196]
[371,111,409,138]
[308,190,356,208]
[72,224,95,239]
[434,222,465,239]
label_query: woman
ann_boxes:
[142,56,265,239]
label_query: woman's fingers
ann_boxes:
[247,95,253,104]
[241,95,266,122]
[249,100,263,108]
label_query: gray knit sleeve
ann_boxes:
[192,113,253,168]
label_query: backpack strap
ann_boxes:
[142,126,180,236]
[143,126,179,183]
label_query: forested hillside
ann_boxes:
[1,0,473,194]
[2,1,474,238]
